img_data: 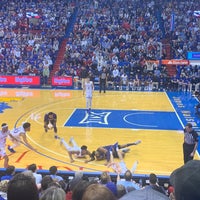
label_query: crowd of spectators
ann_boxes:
[0,0,74,85]
[0,164,171,200]
[0,0,199,91]
[1,160,200,200]
[55,0,200,92]
[163,1,200,59]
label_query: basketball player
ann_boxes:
[44,112,58,139]
[80,66,89,91]
[0,123,10,168]
[83,76,94,113]
[7,122,36,153]
[60,137,94,163]
[85,140,141,165]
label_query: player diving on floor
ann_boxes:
[60,137,141,164]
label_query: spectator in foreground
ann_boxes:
[100,171,117,196]
[72,180,91,200]
[117,170,140,193]
[27,163,42,185]
[146,173,166,195]
[0,180,9,200]
[82,184,117,200]
[1,165,15,181]
[49,166,63,182]
[170,160,200,200]
[40,175,54,196]
[7,173,39,200]
[40,186,66,200]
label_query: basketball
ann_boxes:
[48,123,53,129]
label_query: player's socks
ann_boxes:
[134,140,141,145]
[54,135,60,139]
[8,146,16,153]
[126,140,141,147]
[121,148,130,153]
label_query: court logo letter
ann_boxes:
[79,112,111,125]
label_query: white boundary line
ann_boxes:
[164,91,185,128]
[164,91,200,159]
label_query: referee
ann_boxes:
[183,123,199,164]
[99,67,107,93]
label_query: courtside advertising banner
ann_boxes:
[52,76,73,86]
[0,76,40,85]
[187,52,200,60]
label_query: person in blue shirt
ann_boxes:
[49,166,63,182]
[1,165,15,181]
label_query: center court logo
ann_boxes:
[65,109,182,130]
[79,111,111,125]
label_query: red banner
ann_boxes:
[162,59,189,65]
[0,76,40,85]
[146,60,189,65]
[52,76,73,86]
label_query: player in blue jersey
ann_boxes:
[44,112,59,139]
[85,140,141,165]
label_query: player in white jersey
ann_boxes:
[60,137,93,163]
[83,77,94,113]
[8,122,36,153]
[0,123,10,168]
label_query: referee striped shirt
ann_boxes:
[184,129,198,145]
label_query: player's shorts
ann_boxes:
[112,148,119,158]
[86,95,92,98]
[68,146,81,152]
[8,135,21,144]
[0,147,6,157]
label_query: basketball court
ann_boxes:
[0,88,199,176]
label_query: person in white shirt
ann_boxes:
[0,123,10,168]
[112,66,120,78]
[8,122,36,153]
[83,77,94,114]
[27,163,42,185]
[120,72,129,90]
